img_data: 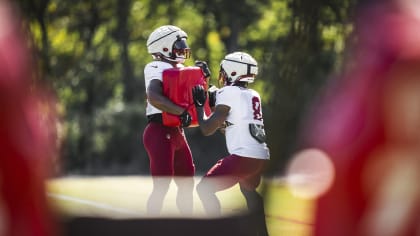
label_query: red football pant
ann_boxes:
[196,154,268,217]
[143,122,195,176]
[201,154,267,191]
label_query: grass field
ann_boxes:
[47,176,314,236]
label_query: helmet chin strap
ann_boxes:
[175,58,185,64]
[167,54,185,64]
[153,51,182,64]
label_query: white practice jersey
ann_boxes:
[144,60,183,116]
[216,86,270,160]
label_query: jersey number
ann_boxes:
[252,96,263,121]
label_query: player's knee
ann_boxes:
[174,176,194,190]
[196,181,205,195]
[196,180,214,197]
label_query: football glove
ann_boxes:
[192,85,206,107]
[195,60,211,78]
[208,84,218,107]
[179,110,192,127]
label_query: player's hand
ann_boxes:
[179,110,192,127]
[195,60,211,78]
[208,84,218,107]
[218,122,227,134]
[192,85,206,107]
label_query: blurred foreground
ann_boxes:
[47,176,313,236]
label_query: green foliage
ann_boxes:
[16,0,357,175]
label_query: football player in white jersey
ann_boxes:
[143,25,195,216]
[192,52,270,236]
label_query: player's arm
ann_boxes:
[196,104,229,136]
[192,85,229,135]
[147,79,185,115]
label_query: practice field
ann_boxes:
[47,176,314,236]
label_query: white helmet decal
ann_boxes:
[220,52,258,85]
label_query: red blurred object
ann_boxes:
[0,1,59,236]
[298,2,420,236]
[162,67,211,127]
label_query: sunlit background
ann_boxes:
[5,0,420,236]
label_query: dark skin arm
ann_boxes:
[196,104,230,136]
[147,79,185,115]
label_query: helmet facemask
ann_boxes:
[218,67,229,87]
[170,37,191,63]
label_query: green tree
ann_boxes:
[15,0,357,175]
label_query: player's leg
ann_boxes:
[196,176,224,216]
[238,158,269,236]
[196,177,223,216]
[147,177,172,215]
[173,176,194,215]
[143,123,175,215]
[196,155,241,216]
[143,123,176,175]
[173,128,195,215]
[240,185,268,236]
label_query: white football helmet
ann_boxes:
[219,52,258,86]
[146,25,191,63]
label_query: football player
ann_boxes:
[192,52,270,236]
[143,25,195,216]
